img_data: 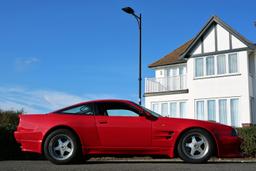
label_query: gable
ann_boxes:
[149,16,255,68]
[187,16,254,58]
[190,23,247,56]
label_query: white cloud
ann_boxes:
[0,86,119,114]
[14,57,40,71]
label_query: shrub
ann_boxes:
[238,126,256,157]
[0,109,21,130]
[0,109,43,160]
[0,109,22,160]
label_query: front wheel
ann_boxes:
[177,128,214,163]
[44,129,80,164]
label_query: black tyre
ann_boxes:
[44,129,80,164]
[177,128,214,163]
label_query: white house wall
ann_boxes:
[146,20,254,127]
[189,50,251,126]
[232,35,246,49]
[146,50,251,127]
[217,24,230,51]
[251,51,256,124]
[192,43,202,55]
[203,26,215,53]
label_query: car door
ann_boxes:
[56,103,101,148]
[94,101,152,149]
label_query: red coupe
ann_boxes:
[15,99,241,164]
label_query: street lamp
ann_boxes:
[122,7,142,105]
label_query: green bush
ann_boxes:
[0,109,21,130]
[0,109,43,160]
[0,109,22,160]
[238,126,256,157]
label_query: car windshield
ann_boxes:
[132,102,162,118]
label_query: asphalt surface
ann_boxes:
[0,159,256,171]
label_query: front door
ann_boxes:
[94,101,151,148]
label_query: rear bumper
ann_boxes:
[14,131,42,154]
[217,135,242,158]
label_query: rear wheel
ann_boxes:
[44,129,80,164]
[177,128,214,163]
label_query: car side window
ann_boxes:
[97,102,141,117]
[107,109,139,117]
[60,104,94,115]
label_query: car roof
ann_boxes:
[50,99,135,113]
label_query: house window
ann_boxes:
[206,56,215,75]
[152,103,159,113]
[170,102,177,117]
[194,53,238,78]
[219,99,227,124]
[228,53,238,73]
[207,100,216,121]
[195,58,204,77]
[180,102,186,118]
[196,101,204,120]
[217,55,226,74]
[196,98,239,126]
[230,98,239,127]
[161,103,169,117]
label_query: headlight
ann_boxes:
[231,128,238,136]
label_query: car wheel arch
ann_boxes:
[41,125,83,154]
[173,126,219,158]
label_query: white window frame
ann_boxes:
[195,97,240,127]
[152,100,187,118]
[194,57,204,78]
[194,52,239,79]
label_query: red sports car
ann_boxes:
[15,99,241,164]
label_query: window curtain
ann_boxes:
[230,98,239,127]
[179,102,186,118]
[195,58,204,77]
[228,53,238,73]
[219,99,227,124]
[217,55,226,74]
[170,102,177,117]
[196,101,204,120]
[206,56,215,75]
[161,103,169,117]
[152,103,159,113]
[207,100,216,121]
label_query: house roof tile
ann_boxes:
[148,39,194,68]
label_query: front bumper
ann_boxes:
[217,135,242,158]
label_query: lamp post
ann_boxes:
[122,7,142,105]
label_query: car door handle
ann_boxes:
[99,121,108,124]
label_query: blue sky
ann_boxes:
[0,0,255,113]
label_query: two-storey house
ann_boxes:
[145,16,256,127]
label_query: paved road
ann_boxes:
[0,160,256,171]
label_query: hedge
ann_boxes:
[238,126,256,157]
[0,109,42,160]
[1,109,256,159]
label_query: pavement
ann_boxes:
[87,157,256,163]
[0,158,256,171]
